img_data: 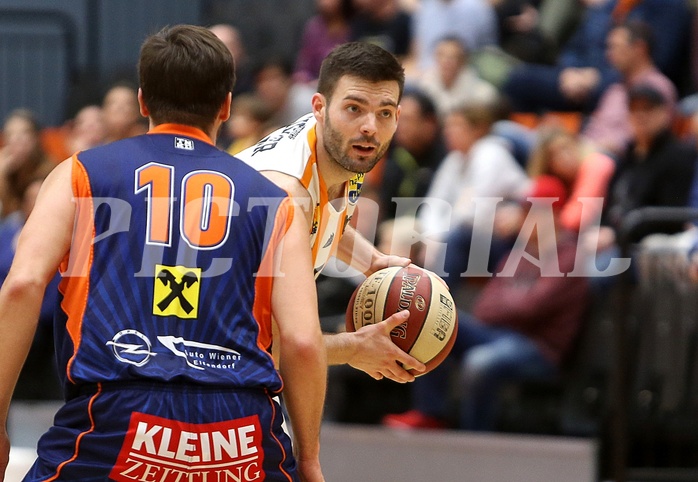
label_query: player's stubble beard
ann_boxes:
[322,112,389,174]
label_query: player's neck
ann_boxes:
[315,142,355,201]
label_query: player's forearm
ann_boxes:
[323,331,357,366]
[0,273,45,424]
[324,332,350,366]
[279,338,327,459]
[335,225,379,276]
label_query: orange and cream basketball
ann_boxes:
[346,265,458,375]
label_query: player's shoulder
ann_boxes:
[259,171,310,199]
[236,114,316,161]
[75,134,148,166]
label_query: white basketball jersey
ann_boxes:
[236,114,364,277]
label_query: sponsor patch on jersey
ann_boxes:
[157,335,241,371]
[106,329,156,367]
[153,265,202,319]
[174,137,195,150]
[310,202,320,235]
[347,174,364,205]
[110,412,265,482]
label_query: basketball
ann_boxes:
[346,265,458,376]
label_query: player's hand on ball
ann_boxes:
[348,310,426,383]
[347,266,458,378]
[367,253,411,276]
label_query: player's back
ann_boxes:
[55,125,289,392]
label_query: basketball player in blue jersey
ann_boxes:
[236,42,427,383]
[0,25,326,482]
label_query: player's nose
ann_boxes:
[360,114,377,136]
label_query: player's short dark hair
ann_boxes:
[317,41,405,103]
[139,24,235,131]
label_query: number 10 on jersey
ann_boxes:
[135,162,234,250]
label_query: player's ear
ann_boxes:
[137,88,149,117]
[311,93,326,120]
[219,92,232,122]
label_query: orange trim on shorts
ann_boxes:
[266,392,294,482]
[45,383,102,481]
[59,157,95,384]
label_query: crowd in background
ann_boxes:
[3,0,698,438]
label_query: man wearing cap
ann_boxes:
[587,82,697,290]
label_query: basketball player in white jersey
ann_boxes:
[237,42,426,382]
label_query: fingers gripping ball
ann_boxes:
[346,266,458,376]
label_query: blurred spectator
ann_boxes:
[376,88,446,225]
[0,109,55,220]
[409,0,498,77]
[526,127,615,234]
[690,8,698,95]
[101,81,148,143]
[502,0,691,114]
[581,20,677,159]
[488,96,538,167]
[678,99,698,280]
[294,0,355,85]
[533,0,585,57]
[349,0,412,61]
[491,0,547,63]
[0,176,61,400]
[210,23,256,149]
[41,104,106,162]
[617,0,693,92]
[491,126,615,262]
[586,84,697,289]
[406,101,531,285]
[253,57,316,127]
[209,23,255,95]
[224,93,275,155]
[469,0,582,89]
[680,94,698,143]
[425,101,531,283]
[502,0,617,113]
[417,36,499,118]
[383,177,590,431]
[0,179,43,283]
[399,0,419,12]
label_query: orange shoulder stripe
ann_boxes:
[59,156,95,384]
[253,196,295,353]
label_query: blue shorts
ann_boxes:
[23,381,298,481]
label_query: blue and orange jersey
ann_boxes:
[54,124,292,393]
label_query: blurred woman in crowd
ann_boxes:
[525,127,615,233]
[294,0,355,84]
[0,109,55,220]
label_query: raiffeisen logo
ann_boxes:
[110,412,264,481]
